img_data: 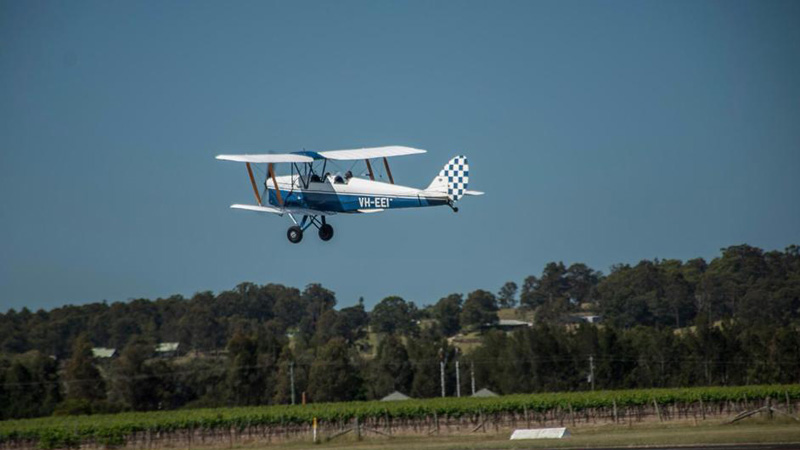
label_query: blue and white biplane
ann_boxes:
[216,146,483,243]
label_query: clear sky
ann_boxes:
[1,0,799,312]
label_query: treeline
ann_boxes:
[0,244,798,420]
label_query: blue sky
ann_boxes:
[1,0,799,312]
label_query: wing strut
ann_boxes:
[268,163,283,206]
[382,157,394,184]
[245,163,262,206]
[365,159,375,181]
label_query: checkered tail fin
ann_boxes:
[426,155,469,202]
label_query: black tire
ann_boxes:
[318,223,334,241]
[287,226,303,244]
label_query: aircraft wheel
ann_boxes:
[287,226,303,244]
[318,223,334,241]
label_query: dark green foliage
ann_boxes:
[63,334,105,402]
[0,351,60,419]
[226,332,263,405]
[433,294,462,336]
[272,346,296,405]
[307,338,362,402]
[370,296,418,335]
[498,282,518,308]
[460,289,498,329]
[368,335,413,399]
[109,338,159,411]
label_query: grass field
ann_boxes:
[266,419,800,450]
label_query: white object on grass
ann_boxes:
[509,428,570,440]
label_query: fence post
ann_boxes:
[653,398,662,422]
[312,417,317,444]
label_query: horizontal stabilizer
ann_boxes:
[464,190,485,196]
[357,208,385,214]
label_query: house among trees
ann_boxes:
[484,319,532,332]
[380,391,411,401]
[566,314,602,324]
[155,342,180,358]
[91,347,116,359]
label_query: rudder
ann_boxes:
[426,155,469,202]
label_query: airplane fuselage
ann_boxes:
[266,175,448,214]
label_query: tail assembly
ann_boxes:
[426,155,470,202]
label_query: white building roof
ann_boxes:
[156,342,179,352]
[92,347,116,358]
[497,319,532,327]
[472,388,499,397]
[380,391,411,401]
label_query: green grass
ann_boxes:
[262,420,800,450]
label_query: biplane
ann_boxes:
[216,146,483,243]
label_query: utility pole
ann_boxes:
[589,355,595,391]
[439,347,446,398]
[470,360,476,395]
[290,361,296,405]
[455,348,461,398]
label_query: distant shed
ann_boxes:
[380,391,411,401]
[155,342,180,357]
[483,319,532,332]
[472,388,499,398]
[92,347,117,359]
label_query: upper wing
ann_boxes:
[216,154,314,163]
[317,146,426,161]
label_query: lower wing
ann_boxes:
[230,204,336,216]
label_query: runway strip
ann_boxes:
[589,444,800,450]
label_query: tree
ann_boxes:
[298,284,337,339]
[313,301,370,346]
[272,346,297,405]
[433,294,462,336]
[226,332,263,406]
[407,335,444,398]
[64,335,105,402]
[307,338,362,402]
[338,299,370,343]
[565,263,600,304]
[370,296,418,335]
[520,276,538,309]
[368,335,413,399]
[498,282,518,308]
[270,285,305,328]
[111,337,158,410]
[459,290,498,329]
[1,352,61,419]
[179,304,224,352]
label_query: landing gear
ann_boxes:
[318,223,334,241]
[287,225,303,243]
[448,201,459,213]
[287,215,333,243]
